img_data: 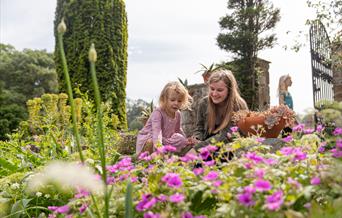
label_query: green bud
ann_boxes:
[89,43,97,62]
[57,18,67,34]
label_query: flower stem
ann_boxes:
[57,31,84,163]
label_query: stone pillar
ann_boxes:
[256,58,271,110]
[181,83,208,137]
[332,39,342,101]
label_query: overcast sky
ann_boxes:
[1,0,322,114]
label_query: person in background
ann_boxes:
[278,74,294,136]
[192,69,248,149]
[278,74,293,109]
[136,81,196,155]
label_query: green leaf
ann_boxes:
[10,199,32,218]
[125,181,133,218]
[0,158,18,172]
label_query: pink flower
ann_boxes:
[293,124,304,132]
[204,171,219,181]
[263,158,278,165]
[193,168,204,176]
[332,149,342,158]
[245,152,264,163]
[48,205,70,214]
[182,212,207,218]
[280,147,294,155]
[310,177,321,185]
[204,145,218,152]
[157,194,168,202]
[199,148,210,160]
[136,194,157,211]
[138,152,152,161]
[75,188,90,198]
[303,128,315,134]
[79,203,88,214]
[144,211,161,218]
[162,173,182,188]
[158,145,177,153]
[254,179,272,192]
[336,139,342,149]
[282,135,293,143]
[237,192,255,206]
[169,193,185,203]
[203,160,215,166]
[316,125,324,133]
[333,127,342,136]
[265,190,283,211]
[230,126,239,133]
[213,180,222,187]
[293,148,307,161]
[254,168,265,178]
[244,185,256,194]
[256,137,265,143]
[180,153,199,162]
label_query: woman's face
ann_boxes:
[285,77,292,87]
[209,80,228,105]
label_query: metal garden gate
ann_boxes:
[309,20,334,109]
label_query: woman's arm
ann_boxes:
[279,93,285,105]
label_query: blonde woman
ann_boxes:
[136,81,195,154]
[193,69,248,149]
[278,74,293,109]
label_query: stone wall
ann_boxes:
[256,58,271,111]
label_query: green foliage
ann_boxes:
[54,0,128,129]
[0,44,57,140]
[217,0,280,109]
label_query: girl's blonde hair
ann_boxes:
[278,74,291,96]
[207,69,248,134]
[159,81,192,111]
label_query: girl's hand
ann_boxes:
[187,136,199,145]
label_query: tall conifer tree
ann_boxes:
[54,0,128,129]
[217,0,280,110]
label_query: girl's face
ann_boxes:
[209,80,228,105]
[285,77,292,87]
[166,90,183,115]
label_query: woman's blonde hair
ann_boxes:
[159,81,192,111]
[278,74,291,96]
[207,69,248,134]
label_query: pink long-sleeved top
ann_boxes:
[136,107,187,154]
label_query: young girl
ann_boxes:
[136,81,195,154]
[278,74,293,109]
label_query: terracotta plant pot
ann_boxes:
[237,115,286,138]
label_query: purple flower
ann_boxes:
[162,173,182,188]
[293,148,307,161]
[263,158,278,165]
[280,147,294,155]
[138,152,152,161]
[56,205,70,214]
[333,127,342,136]
[245,152,264,163]
[244,185,256,194]
[254,179,272,192]
[204,171,219,181]
[282,135,293,143]
[158,145,177,153]
[230,126,239,133]
[193,168,204,176]
[157,194,168,202]
[136,194,157,211]
[332,149,342,158]
[48,206,58,212]
[203,160,215,166]
[256,137,265,143]
[180,153,199,162]
[336,139,342,149]
[169,193,185,203]
[144,211,161,218]
[107,157,133,173]
[310,177,321,185]
[303,128,315,134]
[204,145,218,152]
[199,148,211,160]
[213,180,222,187]
[237,192,255,206]
[316,124,324,133]
[293,124,304,132]
[75,188,90,198]
[182,212,207,218]
[254,168,265,178]
[265,191,283,211]
[318,146,325,153]
[79,203,88,214]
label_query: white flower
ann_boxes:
[36,192,43,197]
[44,194,50,198]
[11,183,20,190]
[27,161,104,195]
